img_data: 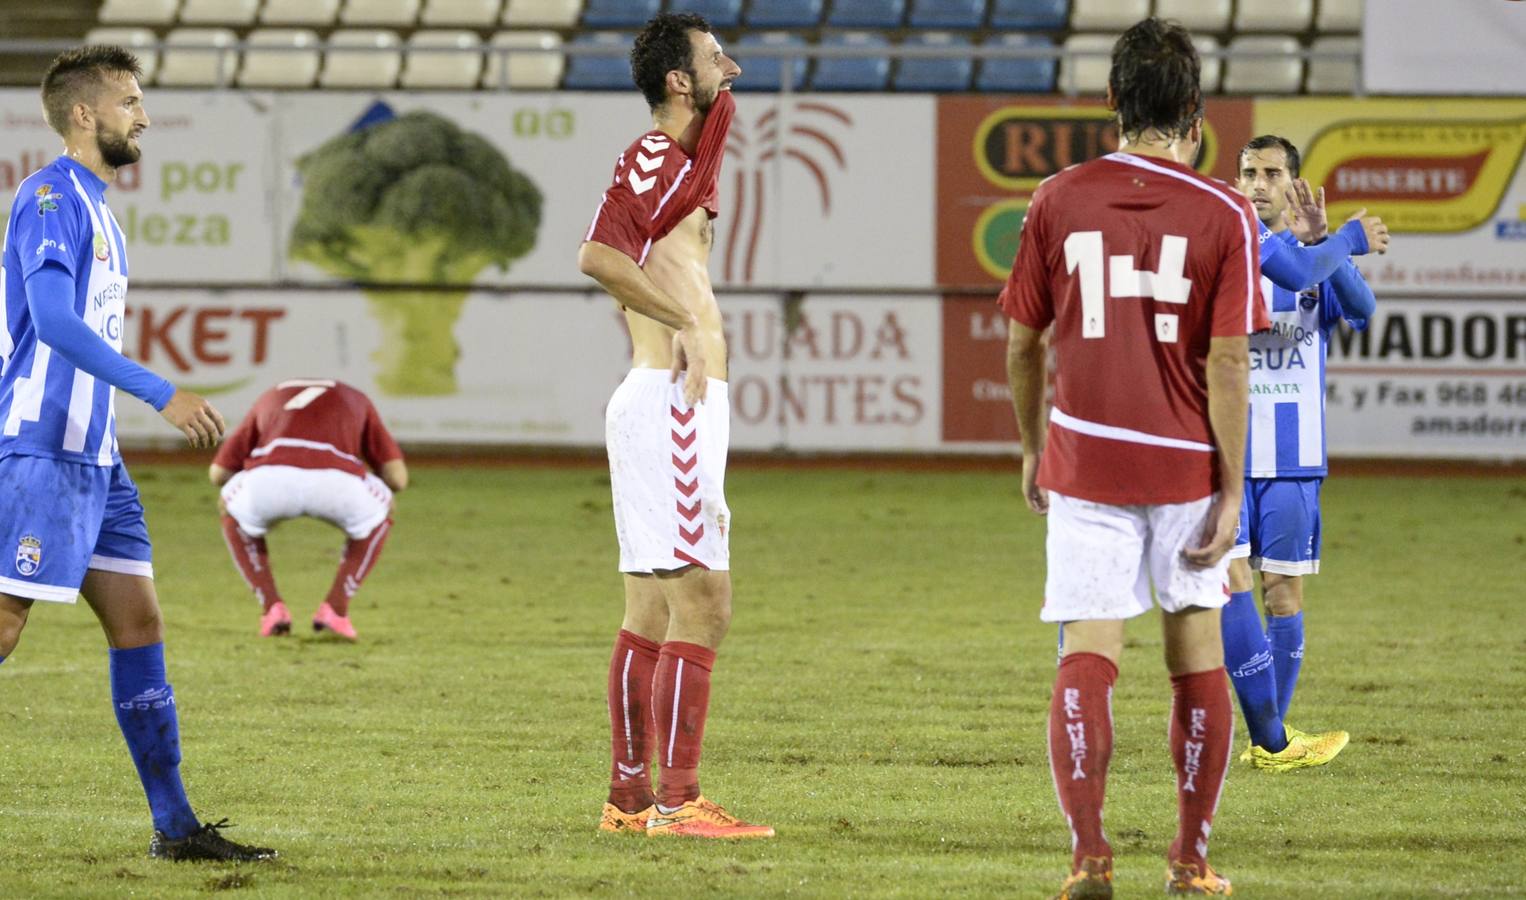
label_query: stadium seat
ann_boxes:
[988,0,1068,31]
[1152,0,1231,32]
[402,30,483,88]
[319,29,404,88]
[261,0,341,25]
[1305,35,1359,93]
[237,28,321,88]
[907,0,984,29]
[810,31,890,91]
[156,27,239,86]
[1070,0,1145,31]
[1058,33,1114,94]
[1194,34,1222,94]
[180,0,259,25]
[1234,0,1312,32]
[421,0,503,26]
[743,0,823,28]
[667,0,743,29]
[976,32,1055,92]
[893,32,972,92]
[731,32,807,91]
[340,0,421,26]
[1316,0,1362,31]
[562,32,634,90]
[98,0,179,25]
[826,0,906,28]
[483,30,564,89]
[83,27,160,83]
[502,0,583,27]
[582,0,658,27]
[1223,35,1302,93]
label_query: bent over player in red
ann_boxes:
[577,14,771,839]
[1002,19,1267,898]
[210,379,407,641]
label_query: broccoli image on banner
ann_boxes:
[289,103,542,396]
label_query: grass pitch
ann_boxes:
[1,459,1523,898]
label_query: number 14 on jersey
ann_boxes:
[1064,232,1192,343]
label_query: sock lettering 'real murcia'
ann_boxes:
[1169,668,1233,870]
[220,515,282,613]
[1047,652,1117,870]
[607,629,660,813]
[110,643,199,838]
[1221,590,1286,751]
[325,518,393,617]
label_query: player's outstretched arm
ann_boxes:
[1185,335,1250,568]
[1261,211,1382,293]
[578,240,708,406]
[1329,259,1377,325]
[1281,179,1329,245]
[1006,321,1049,516]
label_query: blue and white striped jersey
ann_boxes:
[1245,228,1368,478]
[1,157,131,466]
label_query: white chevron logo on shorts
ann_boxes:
[641,136,670,154]
[635,152,663,173]
[627,169,657,194]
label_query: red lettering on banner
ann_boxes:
[193,308,232,364]
[239,308,285,363]
[124,305,287,373]
[135,307,191,372]
[1325,151,1489,202]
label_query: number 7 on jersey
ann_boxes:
[1064,232,1192,343]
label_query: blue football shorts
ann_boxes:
[0,454,154,603]
[1229,476,1321,576]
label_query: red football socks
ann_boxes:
[220,515,281,613]
[653,641,717,809]
[1048,652,1118,870]
[1168,667,1233,869]
[606,629,661,813]
[323,518,393,616]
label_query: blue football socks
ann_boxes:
[1221,591,1287,752]
[1267,612,1306,722]
[109,643,199,838]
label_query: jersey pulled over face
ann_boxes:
[213,379,402,478]
[0,157,131,466]
[999,152,1269,506]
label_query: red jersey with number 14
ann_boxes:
[999,152,1268,506]
[212,380,402,479]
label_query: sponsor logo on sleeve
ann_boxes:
[15,534,42,577]
[34,184,61,215]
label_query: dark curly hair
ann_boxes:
[1108,18,1202,142]
[630,12,711,110]
[1241,134,1302,178]
[42,45,143,136]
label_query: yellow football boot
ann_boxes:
[598,802,653,833]
[1248,725,1350,772]
[1052,856,1113,899]
[1165,860,1233,895]
[644,796,774,839]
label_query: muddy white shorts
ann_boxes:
[606,369,731,573]
[1040,490,1230,622]
[221,465,392,541]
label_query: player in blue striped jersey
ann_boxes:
[0,46,275,861]
[1222,135,1384,771]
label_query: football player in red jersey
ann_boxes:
[577,14,771,840]
[210,379,407,641]
[1002,18,1266,898]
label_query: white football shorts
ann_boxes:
[606,368,731,574]
[221,465,392,541]
[1041,490,1231,622]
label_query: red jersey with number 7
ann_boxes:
[998,152,1268,506]
[212,380,403,479]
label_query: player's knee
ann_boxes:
[0,618,25,657]
[1261,574,1303,616]
[1228,558,1254,592]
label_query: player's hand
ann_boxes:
[160,388,226,449]
[671,328,708,407]
[1021,452,1048,516]
[1281,178,1328,244]
[1183,493,1239,568]
[1346,208,1390,255]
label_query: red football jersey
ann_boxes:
[999,152,1268,506]
[583,92,735,266]
[213,379,402,479]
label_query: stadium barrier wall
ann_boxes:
[2,92,1523,459]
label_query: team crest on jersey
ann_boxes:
[15,534,42,577]
[35,184,60,215]
[1299,289,1319,311]
[93,231,111,262]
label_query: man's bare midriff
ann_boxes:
[623,206,728,382]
